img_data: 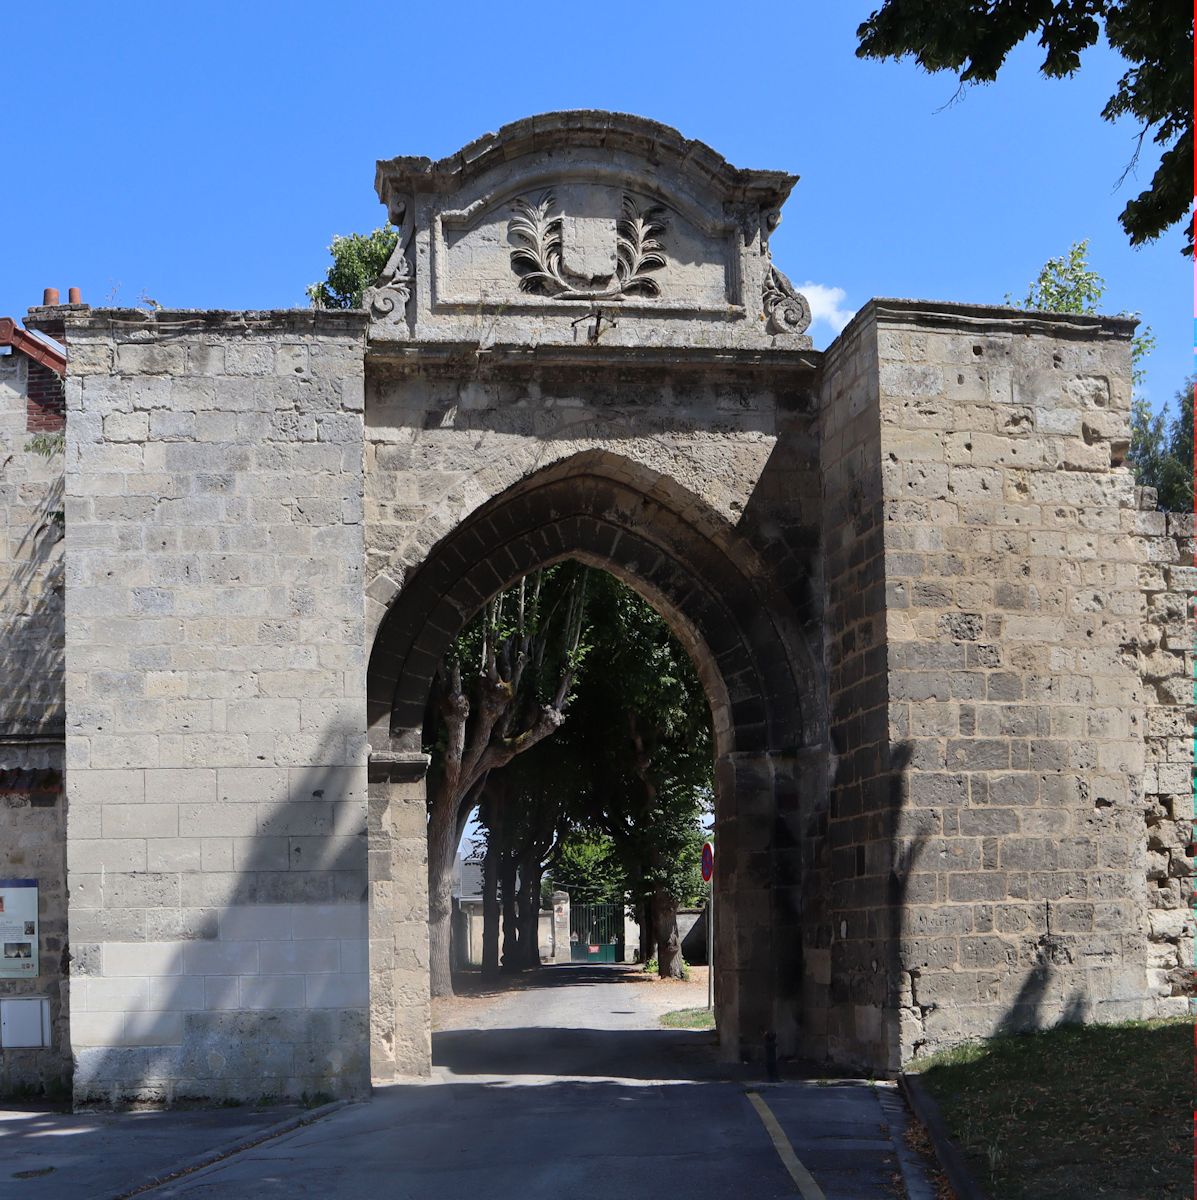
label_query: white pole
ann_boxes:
[707,872,714,1011]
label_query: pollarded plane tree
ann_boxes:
[438,567,713,984]
[476,732,632,978]
[424,564,590,998]
[502,571,712,978]
[477,763,569,975]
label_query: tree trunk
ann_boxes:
[516,857,542,968]
[499,852,519,972]
[652,885,683,978]
[481,829,500,979]
[427,798,459,999]
[639,897,653,964]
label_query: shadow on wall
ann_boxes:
[73,726,373,1107]
[994,954,1088,1036]
[886,738,1097,1067]
[0,455,67,1099]
[0,467,64,743]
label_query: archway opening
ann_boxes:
[365,453,826,1080]
[430,561,717,1077]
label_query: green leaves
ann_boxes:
[458,566,714,911]
[857,0,1194,251]
[1009,239,1105,315]
[24,432,64,457]
[552,832,626,905]
[1128,376,1194,513]
[306,227,398,309]
[1009,239,1190,512]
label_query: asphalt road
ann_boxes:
[137,965,936,1200]
[0,1103,310,1200]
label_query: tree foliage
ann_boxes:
[856,1,1194,251]
[423,562,591,996]
[306,227,397,309]
[1129,376,1194,513]
[543,572,713,974]
[436,567,714,981]
[1009,239,1190,511]
[1009,240,1105,314]
[550,831,626,906]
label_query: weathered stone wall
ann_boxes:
[363,352,827,1063]
[820,300,1150,1070]
[0,347,65,744]
[817,311,893,1068]
[4,115,1185,1097]
[361,357,815,640]
[0,766,69,1097]
[0,345,70,1095]
[55,309,372,1103]
[1136,496,1194,1013]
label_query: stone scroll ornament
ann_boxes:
[762,263,812,337]
[508,192,667,300]
[365,204,414,322]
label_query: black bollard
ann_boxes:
[764,1030,779,1082]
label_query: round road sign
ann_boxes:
[701,841,715,882]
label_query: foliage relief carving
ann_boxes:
[761,263,812,337]
[508,192,668,300]
[366,204,414,322]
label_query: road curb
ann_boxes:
[103,1099,352,1200]
[898,1074,992,1200]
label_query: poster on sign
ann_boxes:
[0,880,38,979]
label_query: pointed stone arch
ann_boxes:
[366,450,827,1081]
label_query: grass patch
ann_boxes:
[910,1016,1192,1199]
[659,1007,715,1030]
[642,957,691,981]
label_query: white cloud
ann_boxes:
[798,282,855,337]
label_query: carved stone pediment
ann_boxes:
[367,111,812,351]
[507,190,667,301]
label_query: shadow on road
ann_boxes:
[451,962,660,992]
[435,963,822,1085]
[434,1025,722,1081]
[0,1103,306,1200]
[437,963,739,1083]
[150,1076,816,1200]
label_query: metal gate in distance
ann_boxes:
[570,903,624,963]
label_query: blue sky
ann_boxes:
[2,3,1188,413]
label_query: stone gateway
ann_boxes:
[0,112,1188,1106]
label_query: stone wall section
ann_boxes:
[362,358,812,638]
[56,309,372,1103]
[869,302,1148,1063]
[0,766,69,1097]
[0,345,69,1094]
[1136,496,1194,1012]
[4,291,1180,1094]
[0,347,65,746]
[362,354,827,1064]
[817,313,894,1069]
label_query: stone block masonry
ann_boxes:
[0,348,64,748]
[56,309,372,1104]
[819,301,1152,1069]
[1136,500,1195,1013]
[0,344,69,1096]
[16,289,1183,1094]
[5,113,1186,1093]
[816,309,890,1067]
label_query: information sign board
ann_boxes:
[0,879,38,979]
